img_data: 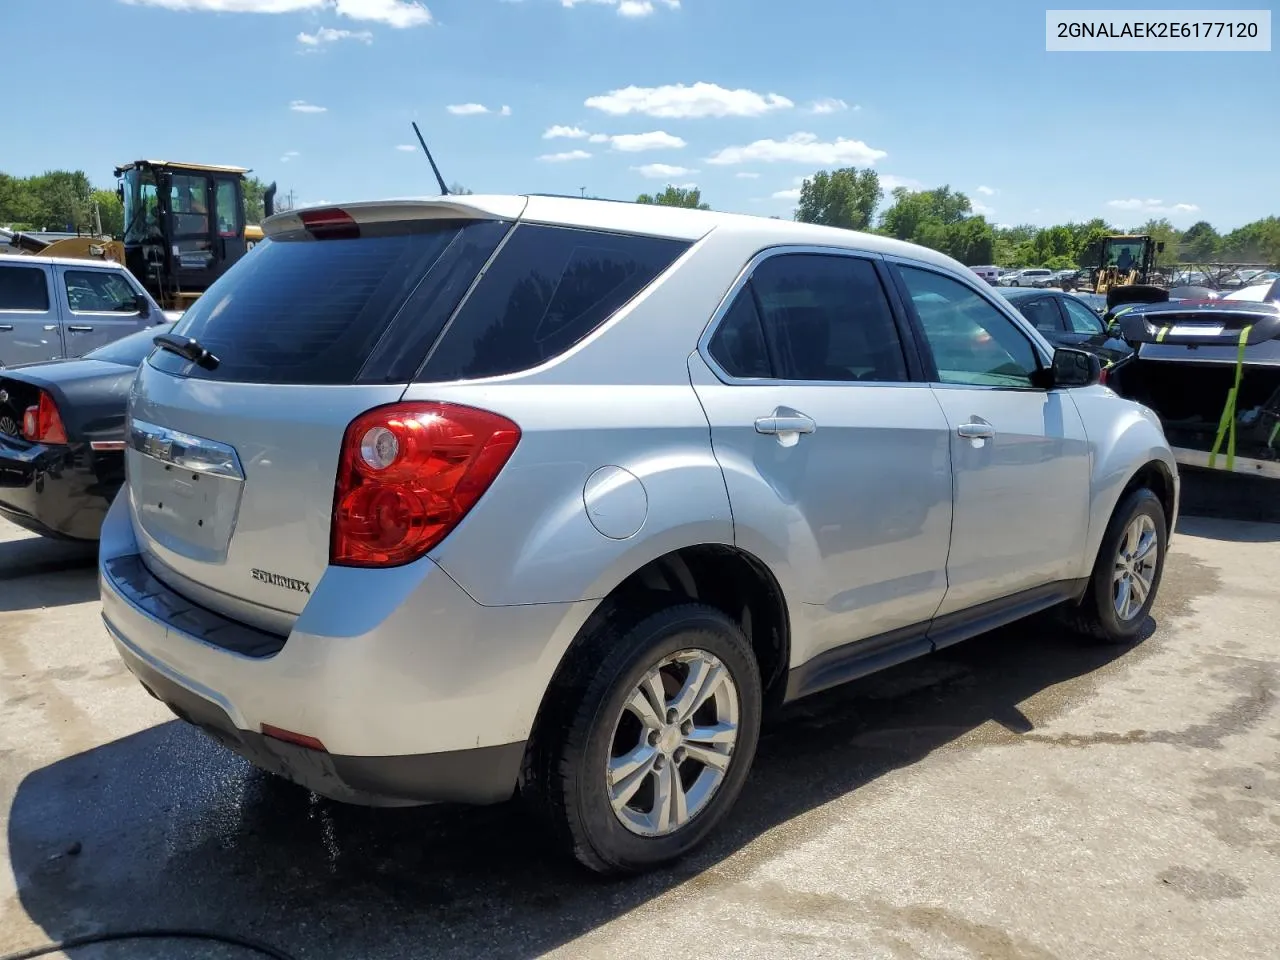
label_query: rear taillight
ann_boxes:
[331,401,521,568]
[22,391,68,444]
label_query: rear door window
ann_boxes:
[64,270,141,313]
[1015,296,1063,334]
[747,253,909,383]
[1062,296,1106,334]
[418,225,690,382]
[150,219,510,385]
[0,266,51,311]
[707,286,772,378]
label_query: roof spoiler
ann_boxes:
[1118,306,1280,348]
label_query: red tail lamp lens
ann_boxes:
[331,402,521,567]
[22,391,68,444]
[298,207,360,240]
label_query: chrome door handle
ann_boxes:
[957,421,995,440]
[43,324,57,331]
[755,414,816,436]
[0,325,12,332]
[68,325,94,332]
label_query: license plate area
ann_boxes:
[126,420,245,564]
[1168,324,1225,337]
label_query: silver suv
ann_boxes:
[101,195,1178,874]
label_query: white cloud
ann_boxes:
[604,131,686,152]
[499,104,512,116]
[447,103,491,115]
[976,185,996,196]
[1107,198,1199,214]
[588,133,610,143]
[808,98,852,114]
[280,150,300,162]
[560,0,679,15]
[297,26,372,45]
[706,132,886,166]
[544,125,590,139]
[290,100,327,113]
[121,0,432,28]
[538,149,592,162]
[735,171,760,179]
[772,188,801,200]
[634,163,697,178]
[586,81,793,119]
[971,200,994,216]
[395,144,417,151]
[880,174,923,191]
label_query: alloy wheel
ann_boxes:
[606,649,740,837]
[1113,514,1159,621]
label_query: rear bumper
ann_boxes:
[0,441,117,540]
[98,494,594,806]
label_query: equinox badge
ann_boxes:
[252,568,312,594]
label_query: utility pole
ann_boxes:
[579,186,587,198]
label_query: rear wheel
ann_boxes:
[1065,487,1167,644]
[522,603,762,875]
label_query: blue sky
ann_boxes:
[3,0,1275,230]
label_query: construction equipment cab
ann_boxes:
[1094,235,1163,298]
[115,161,275,312]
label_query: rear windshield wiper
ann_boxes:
[153,332,220,371]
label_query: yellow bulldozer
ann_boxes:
[9,160,276,312]
[1093,234,1163,296]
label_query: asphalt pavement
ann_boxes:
[1,513,1278,959]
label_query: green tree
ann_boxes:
[636,185,710,210]
[794,167,881,231]
[242,176,270,223]
[1179,220,1219,262]
[448,182,474,195]
[91,189,124,236]
[1132,218,1181,267]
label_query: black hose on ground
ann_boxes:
[0,928,299,960]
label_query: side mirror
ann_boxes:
[1048,347,1101,387]
[133,294,152,318]
[1156,241,1165,253]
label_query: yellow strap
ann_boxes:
[1155,326,1169,342]
[1208,325,1252,472]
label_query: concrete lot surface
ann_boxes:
[1,514,1277,959]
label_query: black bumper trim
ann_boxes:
[123,644,524,807]
[104,554,286,658]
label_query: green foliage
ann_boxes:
[242,176,269,223]
[635,185,710,210]
[877,185,994,265]
[92,189,124,237]
[0,169,97,232]
[793,168,882,231]
[1179,220,1220,261]
[448,182,474,195]
[1219,216,1280,264]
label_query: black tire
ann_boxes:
[522,602,762,875]
[1064,487,1167,644]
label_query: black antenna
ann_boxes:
[412,122,450,196]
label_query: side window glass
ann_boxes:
[1016,297,1062,334]
[1063,297,1106,334]
[64,271,139,313]
[0,266,51,311]
[215,181,239,238]
[749,254,908,383]
[898,266,1039,388]
[170,174,211,237]
[421,225,689,381]
[708,285,772,378]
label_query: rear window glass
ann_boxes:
[86,323,173,366]
[150,219,507,385]
[418,224,690,382]
[0,266,50,311]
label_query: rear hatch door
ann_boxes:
[125,198,523,633]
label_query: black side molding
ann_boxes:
[784,579,1089,703]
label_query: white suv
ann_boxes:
[101,195,1178,874]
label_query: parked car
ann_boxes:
[0,323,174,539]
[0,254,168,367]
[1009,268,1054,287]
[969,264,1000,285]
[1221,279,1280,303]
[101,196,1178,875]
[1108,299,1280,480]
[998,288,1132,365]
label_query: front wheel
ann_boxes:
[1065,487,1167,644]
[522,603,762,875]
